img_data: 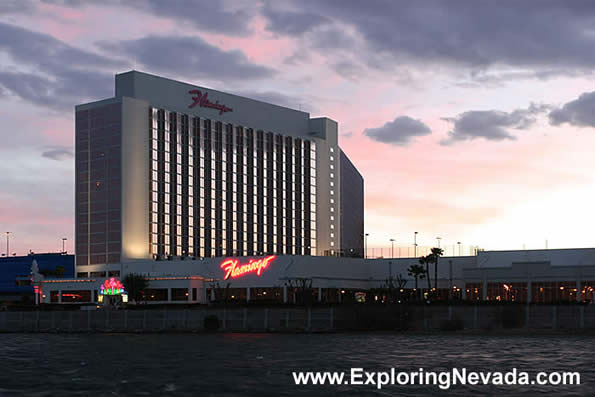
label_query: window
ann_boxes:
[172,288,189,301]
[144,288,168,301]
[61,290,91,303]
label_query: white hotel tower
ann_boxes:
[74,71,364,276]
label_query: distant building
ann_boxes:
[0,253,74,302]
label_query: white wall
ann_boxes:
[121,97,151,261]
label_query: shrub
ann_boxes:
[204,315,220,331]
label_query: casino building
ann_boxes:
[74,70,364,277]
[35,71,595,306]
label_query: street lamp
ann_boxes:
[62,238,67,254]
[389,238,395,258]
[5,232,10,258]
[414,232,418,257]
[364,233,370,259]
[457,242,461,256]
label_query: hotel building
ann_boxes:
[74,71,364,276]
[39,71,595,307]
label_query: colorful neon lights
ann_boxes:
[220,256,276,280]
[99,277,126,296]
[188,90,232,114]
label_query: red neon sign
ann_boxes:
[188,90,233,115]
[220,255,276,280]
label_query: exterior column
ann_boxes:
[462,285,467,300]
[318,287,322,302]
[576,280,581,302]
[283,285,288,303]
[167,288,172,302]
[188,287,192,302]
[58,290,62,303]
[527,281,532,303]
[201,286,208,304]
[482,279,487,301]
[210,287,216,302]
[91,289,95,303]
[246,287,251,303]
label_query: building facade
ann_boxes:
[0,253,74,302]
[40,248,595,305]
[75,71,364,274]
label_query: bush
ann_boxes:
[204,315,220,331]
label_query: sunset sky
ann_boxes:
[1,0,595,257]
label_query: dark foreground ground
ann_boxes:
[0,333,593,396]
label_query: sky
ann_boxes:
[1,0,595,257]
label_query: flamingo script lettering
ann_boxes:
[188,90,233,115]
[220,255,276,280]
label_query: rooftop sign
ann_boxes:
[188,90,233,115]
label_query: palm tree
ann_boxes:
[419,255,432,298]
[122,273,149,303]
[428,247,444,295]
[407,264,426,300]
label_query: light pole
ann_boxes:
[414,232,418,257]
[457,241,461,256]
[5,232,10,258]
[364,233,369,259]
[62,238,67,254]
[390,238,395,258]
[436,237,441,249]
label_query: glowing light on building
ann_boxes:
[99,277,126,295]
[220,256,276,280]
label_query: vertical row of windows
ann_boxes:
[329,146,336,253]
[149,107,317,258]
[75,104,122,266]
